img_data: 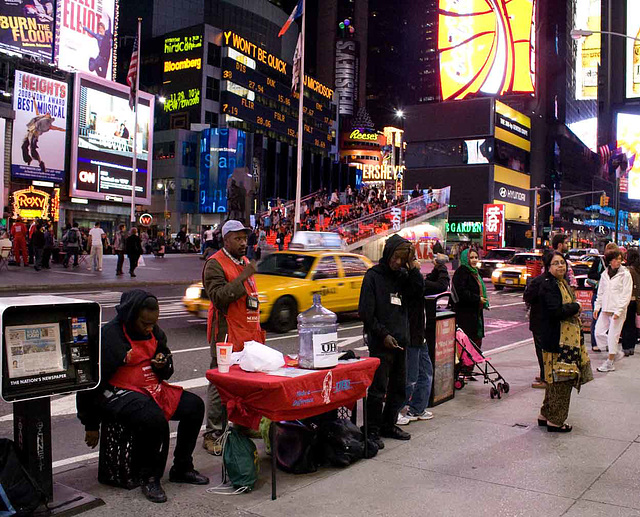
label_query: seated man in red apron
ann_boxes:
[76,289,209,503]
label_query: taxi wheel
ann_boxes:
[494,285,504,291]
[270,296,298,333]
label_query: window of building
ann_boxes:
[153,141,175,160]
[182,141,197,167]
[205,111,218,126]
[208,42,221,67]
[206,76,220,101]
[180,178,196,203]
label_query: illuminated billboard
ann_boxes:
[11,71,68,183]
[70,73,153,204]
[626,0,640,98]
[617,113,640,199]
[438,0,536,100]
[0,0,54,60]
[55,0,118,80]
[575,0,600,100]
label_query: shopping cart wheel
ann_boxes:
[454,380,464,390]
[502,382,510,394]
[490,387,497,399]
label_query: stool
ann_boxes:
[97,419,140,490]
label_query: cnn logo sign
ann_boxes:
[79,170,96,184]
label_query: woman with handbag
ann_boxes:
[621,248,640,356]
[537,251,593,432]
[452,248,489,351]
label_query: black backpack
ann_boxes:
[67,229,78,245]
[0,439,48,516]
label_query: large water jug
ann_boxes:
[298,294,339,369]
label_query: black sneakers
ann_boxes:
[168,467,209,485]
[369,432,385,450]
[381,425,411,441]
[141,478,167,503]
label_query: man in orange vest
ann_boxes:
[202,220,265,455]
[10,216,29,266]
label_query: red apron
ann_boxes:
[109,326,183,420]
[206,249,266,352]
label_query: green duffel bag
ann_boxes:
[222,428,259,491]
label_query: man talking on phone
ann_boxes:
[359,234,424,446]
[201,220,266,455]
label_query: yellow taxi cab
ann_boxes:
[491,251,544,290]
[182,232,374,333]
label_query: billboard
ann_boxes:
[617,112,640,199]
[0,0,54,60]
[199,127,246,214]
[575,0,600,100]
[335,40,359,116]
[11,71,68,183]
[55,0,118,80]
[438,0,536,100]
[70,73,153,204]
[627,0,640,98]
[483,203,505,250]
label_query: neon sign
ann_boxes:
[164,89,200,113]
[164,57,202,72]
[438,0,536,100]
[349,129,377,141]
[164,34,202,54]
[11,186,50,220]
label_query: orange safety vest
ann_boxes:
[206,249,266,351]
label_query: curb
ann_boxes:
[0,279,201,294]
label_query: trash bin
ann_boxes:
[425,293,456,407]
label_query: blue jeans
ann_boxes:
[591,290,598,349]
[405,346,433,413]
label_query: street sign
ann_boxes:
[543,226,551,233]
[139,213,153,226]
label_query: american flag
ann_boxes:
[598,142,619,165]
[126,36,139,110]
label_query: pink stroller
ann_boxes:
[455,327,510,399]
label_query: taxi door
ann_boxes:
[336,255,371,311]
[309,255,345,312]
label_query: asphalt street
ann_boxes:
[0,279,531,474]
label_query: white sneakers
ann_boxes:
[397,410,434,425]
[597,359,615,372]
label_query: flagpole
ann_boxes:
[294,0,305,232]
[130,17,142,225]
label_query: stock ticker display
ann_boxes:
[220,31,335,151]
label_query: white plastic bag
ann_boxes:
[239,341,285,372]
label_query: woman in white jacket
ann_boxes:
[595,249,633,372]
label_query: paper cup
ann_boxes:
[216,343,233,374]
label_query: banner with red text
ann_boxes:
[55,0,118,80]
[0,0,54,61]
[11,70,68,183]
[483,203,505,251]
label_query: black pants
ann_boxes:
[103,390,204,480]
[42,248,51,268]
[128,254,140,274]
[532,332,545,379]
[621,301,638,351]
[63,248,79,267]
[115,251,125,274]
[366,348,407,434]
[34,247,43,270]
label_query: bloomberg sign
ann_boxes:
[335,40,359,116]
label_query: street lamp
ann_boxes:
[570,28,640,43]
[529,184,549,250]
[157,179,173,238]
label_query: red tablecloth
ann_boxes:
[206,358,380,429]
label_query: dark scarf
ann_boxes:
[608,266,619,279]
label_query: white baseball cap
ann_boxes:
[222,220,250,238]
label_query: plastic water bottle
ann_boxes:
[298,294,339,369]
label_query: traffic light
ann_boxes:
[600,194,609,206]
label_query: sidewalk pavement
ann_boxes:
[54,338,640,517]
[0,254,205,293]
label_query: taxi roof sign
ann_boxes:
[289,231,345,251]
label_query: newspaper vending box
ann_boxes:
[0,295,103,514]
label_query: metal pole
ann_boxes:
[164,180,168,238]
[130,18,142,225]
[533,187,538,249]
[615,167,620,244]
[293,0,306,232]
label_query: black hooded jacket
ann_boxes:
[358,235,424,352]
[76,289,174,431]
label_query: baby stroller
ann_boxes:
[454,327,509,399]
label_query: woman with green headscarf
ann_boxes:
[452,248,490,350]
